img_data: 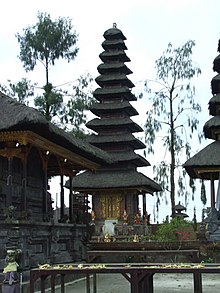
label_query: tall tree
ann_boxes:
[143,40,202,216]
[12,11,93,136]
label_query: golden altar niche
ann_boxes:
[100,193,122,220]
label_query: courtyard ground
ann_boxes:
[64,272,220,292]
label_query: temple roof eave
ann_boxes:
[0,130,103,172]
[93,87,136,101]
[103,27,126,41]
[95,73,134,88]
[99,50,130,63]
[203,116,220,139]
[90,102,138,117]
[86,118,143,133]
[87,133,146,149]
[0,92,114,167]
[110,152,151,167]
[183,140,220,179]
[97,63,132,75]
[68,170,162,194]
[209,93,220,116]
[211,74,220,95]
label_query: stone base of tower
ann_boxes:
[102,219,118,236]
[92,222,151,238]
[86,238,201,263]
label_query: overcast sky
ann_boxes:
[1,0,219,222]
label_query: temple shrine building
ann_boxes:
[184,40,220,240]
[70,25,161,236]
[0,92,113,271]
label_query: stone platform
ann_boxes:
[87,240,201,263]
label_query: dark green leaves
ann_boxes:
[0,78,35,104]
[16,11,79,72]
[11,12,93,138]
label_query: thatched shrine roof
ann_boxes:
[204,116,220,140]
[93,87,136,101]
[87,133,146,149]
[86,117,143,132]
[183,140,220,180]
[68,25,162,196]
[95,73,134,88]
[102,39,127,51]
[90,101,138,116]
[110,152,150,167]
[209,94,220,116]
[0,92,113,166]
[97,63,132,75]
[103,27,126,40]
[70,169,161,194]
[99,50,130,63]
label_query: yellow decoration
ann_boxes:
[104,232,111,242]
[133,234,139,242]
[3,262,18,273]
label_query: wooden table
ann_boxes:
[29,263,220,293]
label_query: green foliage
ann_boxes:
[0,78,35,104]
[143,40,202,216]
[1,73,94,138]
[0,12,94,138]
[16,11,78,73]
[34,82,63,121]
[56,73,95,136]
[201,257,214,264]
[156,217,195,242]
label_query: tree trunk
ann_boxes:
[169,90,176,216]
[45,58,50,121]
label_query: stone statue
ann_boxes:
[2,249,22,293]
[123,210,128,225]
[91,210,96,225]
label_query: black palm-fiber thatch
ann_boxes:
[93,87,136,101]
[90,101,138,116]
[87,133,146,149]
[204,116,220,140]
[69,169,161,193]
[183,140,220,179]
[70,26,162,195]
[86,117,143,132]
[109,152,150,167]
[0,92,113,164]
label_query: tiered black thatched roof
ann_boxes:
[71,25,161,193]
[86,117,143,132]
[184,141,220,180]
[70,170,160,194]
[184,40,220,180]
[90,101,138,116]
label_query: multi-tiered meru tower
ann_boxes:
[184,40,220,240]
[71,25,161,233]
